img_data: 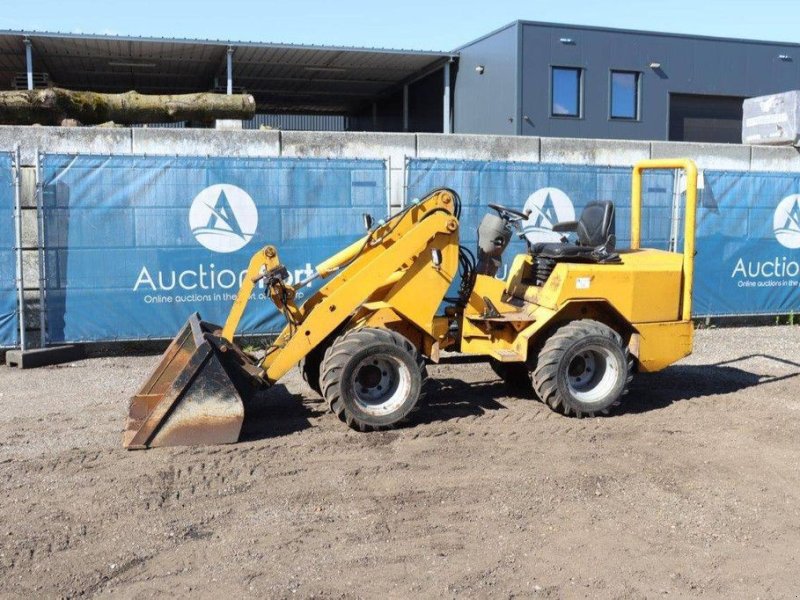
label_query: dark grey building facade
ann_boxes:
[454,21,800,143]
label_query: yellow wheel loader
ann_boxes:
[123,159,698,449]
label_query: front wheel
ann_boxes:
[320,328,427,431]
[299,329,344,398]
[532,320,631,417]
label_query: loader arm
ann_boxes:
[221,189,461,382]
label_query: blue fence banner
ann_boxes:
[41,155,387,342]
[695,171,800,316]
[0,152,17,347]
[408,159,800,318]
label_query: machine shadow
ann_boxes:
[239,383,320,442]
[621,354,800,415]
[412,378,518,425]
[417,353,800,424]
[242,355,799,436]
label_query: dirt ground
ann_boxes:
[0,326,799,599]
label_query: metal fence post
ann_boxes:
[12,146,26,350]
[403,156,410,209]
[384,157,390,216]
[669,169,683,253]
[35,150,46,347]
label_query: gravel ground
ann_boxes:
[0,326,799,598]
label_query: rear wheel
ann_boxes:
[320,328,427,431]
[532,319,631,417]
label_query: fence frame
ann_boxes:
[35,150,48,346]
[12,146,25,350]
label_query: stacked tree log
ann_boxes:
[0,88,256,126]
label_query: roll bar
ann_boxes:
[631,158,698,322]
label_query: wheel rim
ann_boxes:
[350,355,411,416]
[566,344,620,405]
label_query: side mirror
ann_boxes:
[363,213,374,231]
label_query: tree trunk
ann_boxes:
[0,88,256,125]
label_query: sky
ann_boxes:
[1,0,798,50]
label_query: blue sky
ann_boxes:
[2,0,798,50]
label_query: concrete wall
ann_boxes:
[2,125,799,348]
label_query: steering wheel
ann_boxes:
[488,203,529,221]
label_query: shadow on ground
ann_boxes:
[623,355,800,415]
[413,378,515,425]
[425,354,800,421]
[239,384,321,441]
[240,354,800,436]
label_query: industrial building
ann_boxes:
[2,21,800,142]
[454,21,800,143]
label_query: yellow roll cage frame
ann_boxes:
[631,158,698,321]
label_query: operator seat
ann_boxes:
[530,200,620,263]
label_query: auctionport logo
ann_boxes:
[189,184,258,253]
[730,193,800,286]
[773,194,800,249]
[521,187,576,244]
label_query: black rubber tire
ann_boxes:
[299,349,324,397]
[489,358,533,394]
[532,319,632,418]
[320,328,427,431]
[298,329,342,398]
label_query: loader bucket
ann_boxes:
[123,313,267,450]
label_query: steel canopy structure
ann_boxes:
[0,30,455,121]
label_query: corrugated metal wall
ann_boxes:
[243,113,348,131]
[130,114,347,131]
[131,122,186,128]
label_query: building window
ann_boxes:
[551,67,582,117]
[610,70,640,119]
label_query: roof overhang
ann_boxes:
[0,30,457,114]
